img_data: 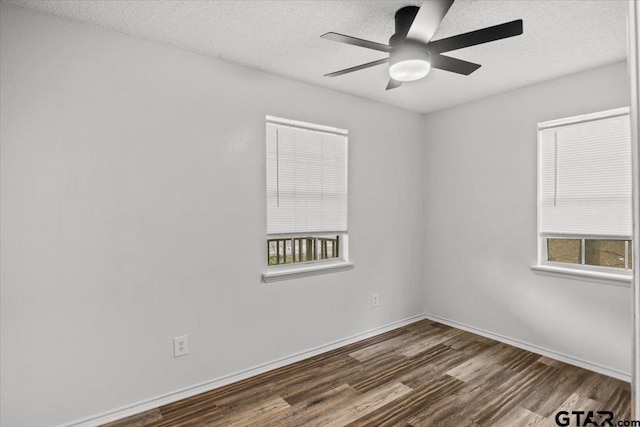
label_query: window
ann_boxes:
[267,236,340,266]
[264,116,349,276]
[536,107,632,281]
[546,238,632,269]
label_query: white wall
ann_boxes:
[0,5,426,426]
[423,61,631,376]
[2,4,633,426]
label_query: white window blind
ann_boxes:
[538,108,631,237]
[266,117,347,235]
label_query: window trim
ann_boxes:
[534,107,632,283]
[537,107,629,131]
[262,259,355,283]
[266,115,348,136]
[531,264,631,287]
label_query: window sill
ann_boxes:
[262,261,354,283]
[531,264,632,287]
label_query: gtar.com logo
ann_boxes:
[555,411,614,427]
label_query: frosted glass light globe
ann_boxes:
[389,47,431,82]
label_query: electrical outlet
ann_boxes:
[372,293,379,308]
[174,335,188,357]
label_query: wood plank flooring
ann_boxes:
[103,320,631,427]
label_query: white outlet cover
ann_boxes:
[174,335,188,357]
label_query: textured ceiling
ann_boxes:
[9,0,629,114]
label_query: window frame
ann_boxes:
[540,234,632,272]
[533,107,632,286]
[262,116,353,282]
[266,233,343,266]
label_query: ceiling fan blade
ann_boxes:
[386,79,403,90]
[321,32,391,53]
[324,58,389,77]
[431,54,481,75]
[428,20,523,54]
[405,0,455,44]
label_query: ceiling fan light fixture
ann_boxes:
[389,47,431,82]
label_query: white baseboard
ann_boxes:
[61,311,629,426]
[424,312,631,382]
[60,313,426,427]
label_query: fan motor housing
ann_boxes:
[389,6,419,47]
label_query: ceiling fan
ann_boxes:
[321,0,523,90]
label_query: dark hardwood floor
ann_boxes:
[103,319,631,426]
